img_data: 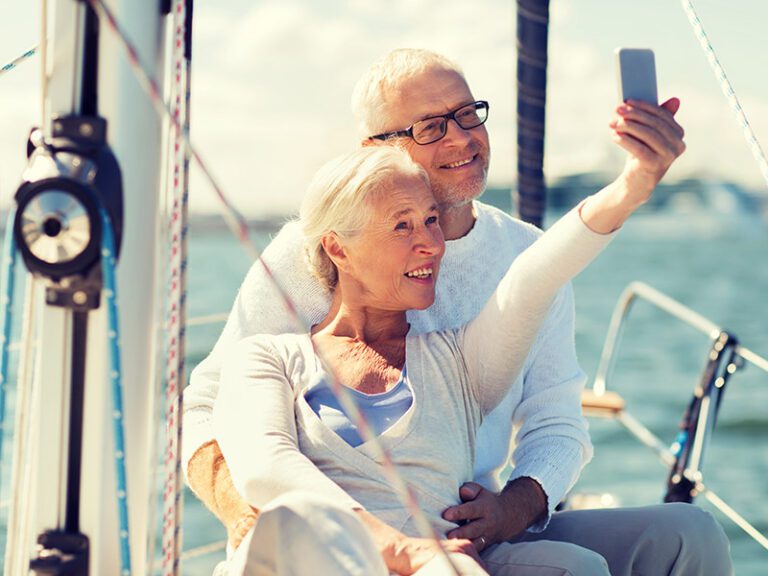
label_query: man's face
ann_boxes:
[381,69,490,208]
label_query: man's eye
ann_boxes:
[426,215,439,225]
[394,222,409,231]
[415,120,441,137]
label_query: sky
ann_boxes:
[1,0,767,217]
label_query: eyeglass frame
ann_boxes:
[367,100,490,146]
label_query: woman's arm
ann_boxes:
[213,335,360,512]
[463,98,685,413]
[214,335,484,572]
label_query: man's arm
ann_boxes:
[187,440,259,547]
[444,284,589,545]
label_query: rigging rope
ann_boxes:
[86,0,257,262]
[162,1,191,573]
[85,0,460,570]
[679,0,768,189]
[0,47,37,78]
[101,207,133,575]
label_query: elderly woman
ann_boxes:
[213,143,659,575]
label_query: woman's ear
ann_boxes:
[321,232,348,271]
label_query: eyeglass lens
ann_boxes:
[412,102,488,144]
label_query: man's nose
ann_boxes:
[442,118,473,146]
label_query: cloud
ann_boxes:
[2,0,767,218]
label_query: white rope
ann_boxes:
[0,47,37,78]
[41,0,48,123]
[179,540,227,562]
[161,1,190,573]
[186,312,227,327]
[679,0,768,189]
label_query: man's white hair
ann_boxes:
[300,146,430,290]
[351,48,465,139]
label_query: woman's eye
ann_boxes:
[394,221,409,231]
[426,215,439,226]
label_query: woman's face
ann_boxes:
[340,173,445,312]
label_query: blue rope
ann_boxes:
[100,208,132,575]
[0,208,18,468]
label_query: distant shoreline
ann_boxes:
[1,176,764,234]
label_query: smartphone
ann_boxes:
[615,48,658,105]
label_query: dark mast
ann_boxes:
[516,0,550,229]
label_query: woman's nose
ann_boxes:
[415,227,445,256]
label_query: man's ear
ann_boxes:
[321,232,348,270]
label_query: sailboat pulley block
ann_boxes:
[13,116,123,311]
[29,530,89,576]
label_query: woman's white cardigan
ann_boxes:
[214,207,613,536]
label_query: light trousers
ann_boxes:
[223,495,733,576]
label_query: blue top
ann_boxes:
[305,366,413,447]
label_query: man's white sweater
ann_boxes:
[185,201,593,525]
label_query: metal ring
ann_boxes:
[478,536,487,548]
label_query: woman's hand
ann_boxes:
[388,536,484,575]
[356,509,484,574]
[581,97,686,234]
[612,97,686,203]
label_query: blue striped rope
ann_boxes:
[680,0,768,189]
[100,208,132,576]
[0,209,18,476]
[0,47,38,77]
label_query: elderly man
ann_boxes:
[184,49,732,575]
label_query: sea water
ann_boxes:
[178,205,768,575]
[1,201,766,574]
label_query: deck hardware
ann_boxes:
[665,330,738,503]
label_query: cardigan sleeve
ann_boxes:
[183,221,332,472]
[213,335,361,511]
[461,206,615,415]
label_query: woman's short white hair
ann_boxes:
[300,146,430,290]
[351,48,465,138]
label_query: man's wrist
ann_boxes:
[498,476,548,539]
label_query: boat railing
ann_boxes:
[581,281,768,552]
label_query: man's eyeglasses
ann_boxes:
[369,100,489,146]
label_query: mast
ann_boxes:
[4,0,165,574]
[515,0,550,228]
